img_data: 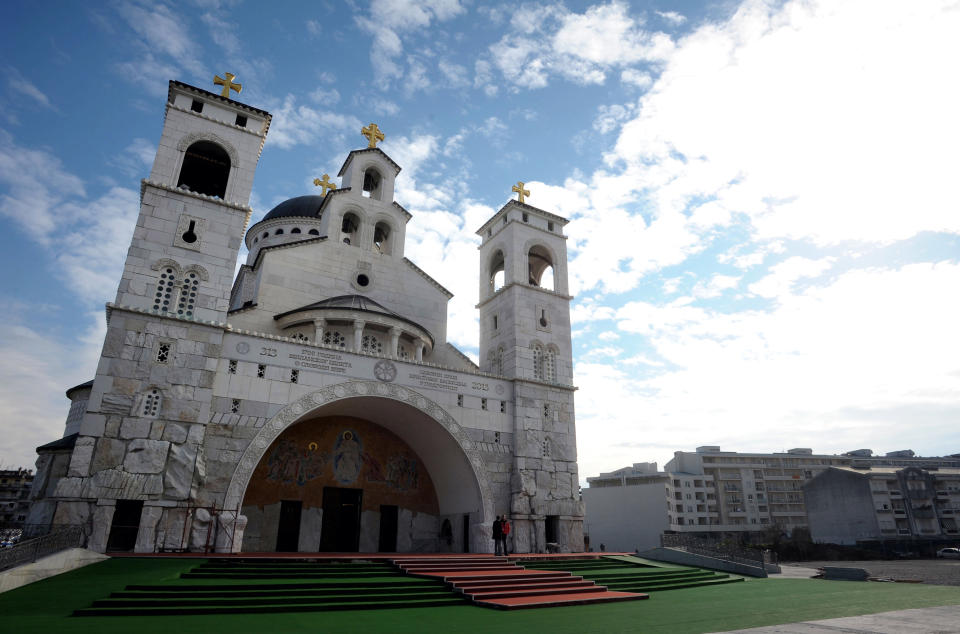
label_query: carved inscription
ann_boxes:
[289,348,352,373]
[408,368,467,392]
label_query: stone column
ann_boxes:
[313,318,326,344]
[414,340,425,362]
[353,321,366,353]
[389,327,401,358]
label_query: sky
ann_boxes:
[1,0,959,483]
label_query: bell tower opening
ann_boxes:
[528,245,554,290]
[341,212,360,245]
[177,140,230,198]
[489,250,505,294]
[374,222,391,254]
[362,168,383,200]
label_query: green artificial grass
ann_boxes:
[1,557,959,633]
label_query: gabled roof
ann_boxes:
[337,148,401,177]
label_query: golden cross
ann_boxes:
[313,173,337,195]
[361,123,385,148]
[213,72,242,98]
[512,181,530,204]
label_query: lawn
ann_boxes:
[2,557,959,634]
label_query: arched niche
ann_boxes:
[527,244,555,290]
[177,140,231,198]
[489,249,505,294]
[373,221,392,254]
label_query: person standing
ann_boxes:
[501,516,511,556]
[492,515,503,555]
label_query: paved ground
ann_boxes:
[713,604,960,633]
[782,559,960,586]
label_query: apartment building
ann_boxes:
[584,447,960,551]
[805,466,960,544]
[0,468,34,529]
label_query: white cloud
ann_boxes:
[593,103,636,134]
[692,273,740,299]
[309,87,340,106]
[5,67,55,110]
[483,2,672,91]
[265,96,362,150]
[356,0,465,83]
[597,331,620,341]
[609,0,960,246]
[619,68,652,89]
[655,10,687,26]
[576,262,960,476]
[749,256,834,299]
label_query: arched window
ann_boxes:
[542,437,552,458]
[544,347,556,382]
[341,212,360,245]
[362,334,383,355]
[291,227,301,234]
[528,245,554,290]
[374,222,391,254]
[489,250,505,293]
[497,346,504,376]
[154,266,178,313]
[275,228,284,235]
[323,330,346,348]
[292,332,310,343]
[177,140,230,198]
[362,167,382,199]
[308,228,320,236]
[176,271,199,317]
[532,343,544,380]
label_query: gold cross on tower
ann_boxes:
[361,123,385,148]
[213,72,242,98]
[512,181,530,204]
[313,174,337,196]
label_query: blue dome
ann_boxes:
[261,195,325,221]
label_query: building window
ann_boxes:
[292,333,310,343]
[362,334,383,355]
[235,114,247,127]
[177,140,230,199]
[290,369,299,383]
[190,99,204,113]
[155,268,178,313]
[494,431,501,443]
[543,403,550,418]
[257,364,265,378]
[544,347,556,382]
[228,360,237,374]
[156,343,171,363]
[481,398,488,411]
[533,344,544,379]
[500,401,506,413]
[542,438,552,457]
[323,330,346,348]
[457,394,463,407]
[177,271,199,317]
[231,399,240,413]
[142,389,161,418]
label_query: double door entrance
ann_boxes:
[275,487,399,552]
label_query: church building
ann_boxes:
[26,77,584,555]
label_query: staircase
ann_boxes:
[74,558,465,616]
[393,556,647,609]
[531,556,745,592]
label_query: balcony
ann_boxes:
[890,490,902,497]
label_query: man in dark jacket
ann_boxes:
[493,515,503,555]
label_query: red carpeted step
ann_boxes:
[456,579,595,594]
[465,584,608,600]
[477,590,648,610]
[452,574,580,588]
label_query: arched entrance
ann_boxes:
[223,381,494,553]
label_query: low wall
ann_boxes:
[639,546,767,577]
[0,548,109,593]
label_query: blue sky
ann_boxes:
[1,0,959,481]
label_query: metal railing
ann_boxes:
[0,525,85,572]
[660,533,767,567]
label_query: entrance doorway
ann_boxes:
[276,500,302,552]
[545,515,559,545]
[106,500,143,552]
[378,505,398,552]
[319,487,363,552]
[463,514,470,553]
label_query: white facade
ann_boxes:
[27,80,584,555]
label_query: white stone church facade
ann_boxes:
[26,79,584,555]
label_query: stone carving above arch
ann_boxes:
[182,263,210,281]
[222,381,494,522]
[151,258,182,275]
[176,131,240,165]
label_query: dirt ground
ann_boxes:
[782,559,960,586]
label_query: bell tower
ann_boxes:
[476,189,583,553]
[114,77,271,322]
